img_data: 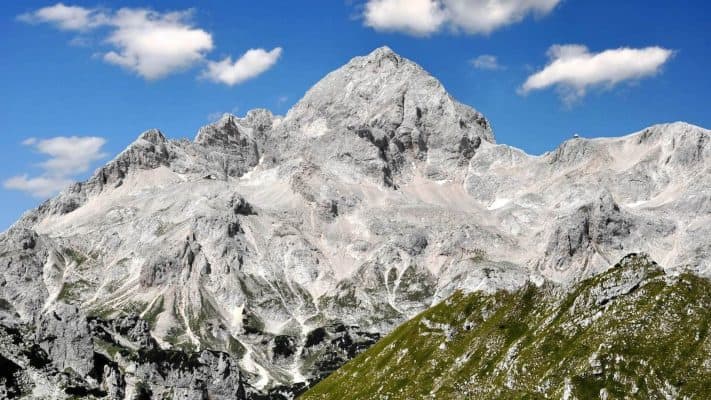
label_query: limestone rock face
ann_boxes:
[36,304,94,377]
[538,190,634,279]
[0,228,52,321]
[0,47,709,396]
[194,115,262,178]
[272,46,494,186]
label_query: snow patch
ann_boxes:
[487,198,511,210]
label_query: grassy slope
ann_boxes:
[301,254,711,399]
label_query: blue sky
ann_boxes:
[1,0,709,230]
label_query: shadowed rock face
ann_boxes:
[0,47,709,397]
[0,308,254,400]
[538,190,634,276]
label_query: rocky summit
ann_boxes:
[0,47,709,399]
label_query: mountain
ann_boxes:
[301,253,711,399]
[0,47,709,398]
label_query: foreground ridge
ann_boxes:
[302,253,711,399]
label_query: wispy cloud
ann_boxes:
[18,3,107,31]
[520,44,674,105]
[471,54,504,70]
[4,136,107,198]
[4,175,75,199]
[207,112,227,123]
[18,4,281,84]
[206,106,241,123]
[363,0,561,36]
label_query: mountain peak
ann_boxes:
[368,45,396,56]
[361,45,400,63]
[279,47,494,182]
[137,128,167,144]
[341,45,419,78]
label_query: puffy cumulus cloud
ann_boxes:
[103,9,213,79]
[18,4,281,84]
[520,44,674,104]
[443,0,559,34]
[202,47,282,86]
[3,136,107,198]
[363,0,560,36]
[364,0,446,36]
[17,3,107,31]
[471,54,503,70]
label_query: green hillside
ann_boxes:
[301,254,711,399]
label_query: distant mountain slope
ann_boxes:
[302,254,711,399]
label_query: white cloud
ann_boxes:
[4,136,107,198]
[443,0,560,34]
[202,47,282,86]
[18,3,107,31]
[520,44,674,104]
[33,136,107,176]
[103,9,213,79]
[362,0,560,36]
[18,4,280,83]
[4,175,74,199]
[471,54,503,70]
[364,0,446,36]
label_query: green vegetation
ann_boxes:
[142,296,165,327]
[227,335,246,357]
[465,248,487,263]
[63,248,88,266]
[57,279,91,302]
[121,301,149,316]
[87,305,118,320]
[301,254,711,399]
[164,326,191,350]
[162,301,199,353]
[94,338,125,359]
[154,221,171,237]
[185,289,225,350]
